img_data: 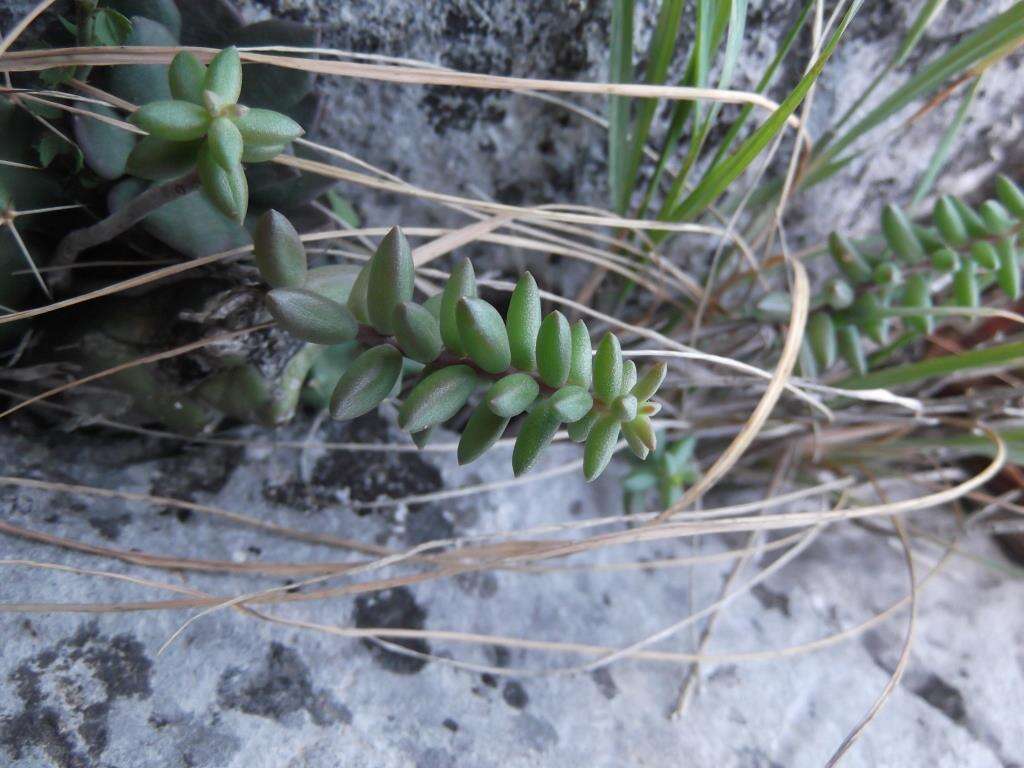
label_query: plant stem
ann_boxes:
[51,169,201,290]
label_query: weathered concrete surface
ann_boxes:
[1,415,1022,767]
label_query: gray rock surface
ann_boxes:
[1,414,1023,767]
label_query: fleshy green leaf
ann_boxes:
[169,51,206,104]
[448,300,514,378]
[265,287,357,344]
[233,107,304,145]
[329,344,403,421]
[240,143,286,163]
[828,231,872,284]
[631,362,666,402]
[458,404,510,465]
[567,408,599,443]
[807,312,837,370]
[881,204,924,263]
[205,46,242,104]
[824,278,854,310]
[398,365,477,433]
[366,226,414,334]
[980,200,1015,235]
[512,401,560,476]
[303,264,359,304]
[567,319,593,388]
[208,116,243,169]
[485,373,539,418]
[837,324,867,376]
[970,241,999,270]
[995,175,1024,219]
[621,359,637,395]
[125,135,199,180]
[584,415,621,481]
[930,247,960,273]
[131,100,211,141]
[440,258,476,355]
[952,261,979,307]
[73,103,135,180]
[197,142,247,222]
[507,271,541,370]
[254,209,306,288]
[393,301,443,363]
[902,273,933,335]
[996,237,1021,300]
[549,385,593,423]
[872,262,902,286]
[346,263,372,325]
[934,195,968,246]
[536,310,571,388]
[593,332,624,403]
[612,394,638,422]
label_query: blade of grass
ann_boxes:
[662,0,863,230]
[608,0,635,213]
[819,2,1024,163]
[840,340,1024,390]
[619,0,684,214]
[909,75,981,208]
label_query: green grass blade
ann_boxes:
[894,0,951,67]
[822,3,1024,162]
[608,0,635,214]
[840,340,1024,390]
[619,0,684,214]
[910,75,981,207]
[664,0,864,226]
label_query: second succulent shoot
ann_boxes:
[128,46,304,222]
[253,211,666,481]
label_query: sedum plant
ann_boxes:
[252,211,666,480]
[127,46,305,223]
[757,176,1024,378]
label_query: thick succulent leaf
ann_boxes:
[208,116,244,169]
[593,332,623,403]
[303,264,359,305]
[970,241,998,270]
[566,408,599,443]
[205,46,242,104]
[329,344,403,421]
[536,310,571,388]
[393,301,443,363]
[108,178,249,257]
[457,297,511,374]
[953,262,979,307]
[131,100,210,142]
[168,51,206,104]
[411,427,434,449]
[512,402,560,477]
[627,414,656,452]
[241,143,285,163]
[106,0,182,38]
[398,365,477,433]
[995,175,1024,219]
[930,247,960,273]
[567,319,593,388]
[91,8,134,46]
[485,373,539,418]
[837,324,867,376]
[621,359,637,394]
[584,415,620,482]
[265,287,357,344]
[549,385,593,423]
[828,231,872,284]
[233,108,304,146]
[440,258,476,355]
[254,209,306,288]
[807,312,837,370]
[631,362,666,403]
[980,200,1015,235]
[125,135,199,180]
[797,337,818,379]
[996,237,1021,300]
[73,103,135,180]
[366,226,414,334]
[621,421,649,460]
[458,404,510,465]
[950,197,988,238]
[852,293,887,345]
[933,196,968,246]
[824,278,854,310]
[881,204,924,263]
[612,394,638,422]
[107,17,176,105]
[346,263,372,325]
[902,273,933,335]
[872,262,901,286]
[507,271,541,370]
[197,142,247,222]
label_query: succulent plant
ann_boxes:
[778,177,1024,378]
[252,211,667,480]
[622,435,700,513]
[127,46,305,223]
